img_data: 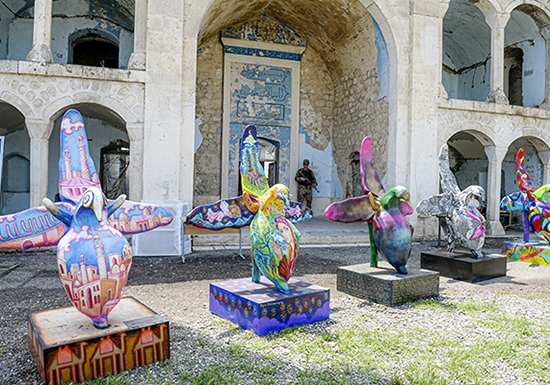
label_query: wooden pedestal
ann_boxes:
[210,277,330,336]
[421,250,507,283]
[337,262,440,306]
[28,297,169,385]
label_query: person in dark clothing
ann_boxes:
[294,159,317,208]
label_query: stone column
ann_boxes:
[539,26,550,109]
[538,149,550,184]
[179,34,197,205]
[485,12,509,104]
[406,0,449,237]
[126,122,144,200]
[26,0,53,63]
[128,0,147,70]
[26,118,53,207]
[484,145,507,235]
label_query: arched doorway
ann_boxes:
[47,105,129,202]
[193,0,390,213]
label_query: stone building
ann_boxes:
[1,0,549,237]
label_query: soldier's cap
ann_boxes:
[303,159,310,165]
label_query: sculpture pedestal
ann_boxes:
[501,240,550,266]
[420,250,507,282]
[210,277,330,336]
[28,297,169,385]
[336,262,439,306]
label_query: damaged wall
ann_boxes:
[194,36,224,205]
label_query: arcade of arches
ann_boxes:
[0,0,549,237]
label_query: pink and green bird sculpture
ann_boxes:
[186,125,311,292]
[324,136,414,274]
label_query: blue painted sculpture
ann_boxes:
[324,136,414,274]
[186,125,312,293]
[0,109,173,328]
[416,144,486,258]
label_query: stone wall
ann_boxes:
[299,48,333,151]
[194,37,224,203]
[332,67,389,198]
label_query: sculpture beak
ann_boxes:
[90,190,106,222]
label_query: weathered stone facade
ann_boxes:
[0,0,549,235]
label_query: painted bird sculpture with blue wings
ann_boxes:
[500,148,536,242]
[324,136,414,274]
[416,144,486,258]
[186,125,312,293]
[0,109,173,328]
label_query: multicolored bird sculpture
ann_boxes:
[186,125,311,293]
[500,148,536,242]
[528,185,550,244]
[416,144,486,258]
[324,136,414,274]
[0,109,173,328]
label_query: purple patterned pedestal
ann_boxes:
[210,277,330,336]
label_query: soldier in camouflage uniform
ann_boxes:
[295,159,317,209]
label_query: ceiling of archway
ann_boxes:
[198,0,374,76]
[443,0,548,72]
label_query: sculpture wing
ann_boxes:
[108,200,174,234]
[185,196,254,230]
[416,193,453,218]
[285,201,313,223]
[57,109,102,205]
[500,192,527,211]
[324,195,376,223]
[240,125,269,198]
[360,137,385,196]
[534,184,550,203]
[0,203,74,250]
[439,144,461,196]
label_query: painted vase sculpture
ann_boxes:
[324,136,414,274]
[186,125,311,293]
[0,109,173,328]
[44,187,131,328]
[416,144,486,258]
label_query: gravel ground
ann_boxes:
[1,237,550,384]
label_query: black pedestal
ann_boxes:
[420,250,506,283]
[337,262,440,306]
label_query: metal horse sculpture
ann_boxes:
[324,136,414,274]
[185,125,312,293]
[416,144,486,258]
[0,109,173,328]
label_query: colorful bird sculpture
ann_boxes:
[186,125,312,292]
[528,184,550,243]
[500,148,536,242]
[0,109,173,328]
[324,136,413,274]
[416,144,486,258]
[250,184,300,293]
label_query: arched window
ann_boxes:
[69,30,119,68]
[504,47,524,106]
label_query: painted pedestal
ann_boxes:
[336,262,439,307]
[28,297,169,385]
[421,250,507,283]
[501,241,550,266]
[210,277,330,336]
